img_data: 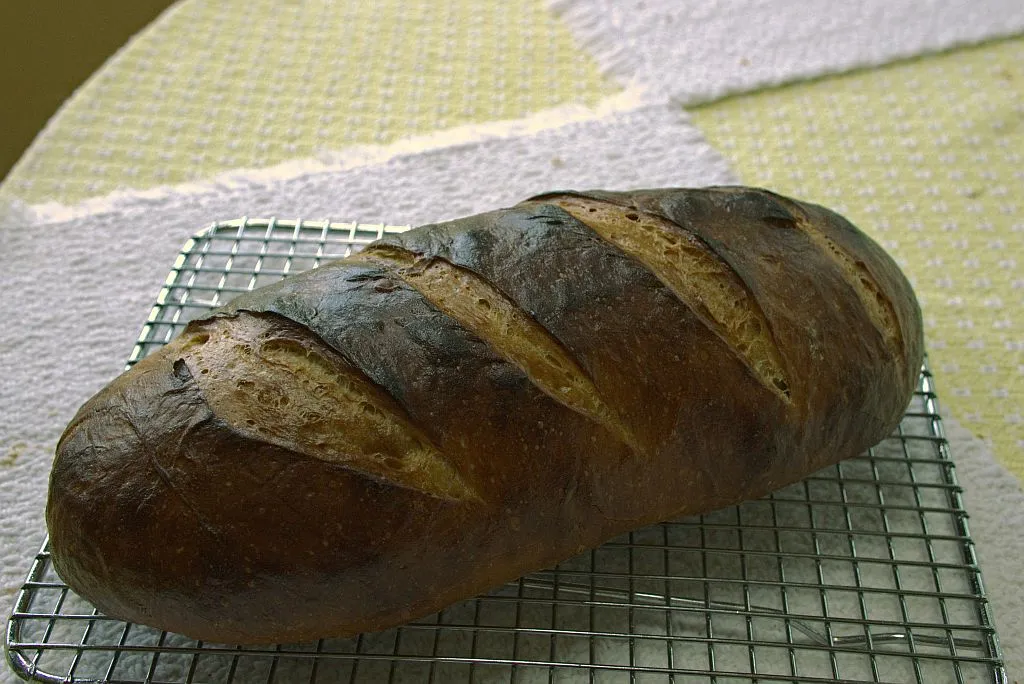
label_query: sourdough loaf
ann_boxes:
[47,187,923,643]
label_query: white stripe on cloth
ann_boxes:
[547,0,1024,105]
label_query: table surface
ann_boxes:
[4,0,1019,479]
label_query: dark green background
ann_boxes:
[0,2,176,182]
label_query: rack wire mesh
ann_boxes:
[5,218,1007,684]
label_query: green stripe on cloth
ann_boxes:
[2,0,617,205]
[693,37,1024,480]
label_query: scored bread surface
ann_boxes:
[46,186,924,643]
[348,245,639,452]
[541,194,792,401]
[177,315,478,501]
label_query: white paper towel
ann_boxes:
[548,0,1024,105]
[941,418,1024,678]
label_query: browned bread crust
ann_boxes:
[47,187,923,643]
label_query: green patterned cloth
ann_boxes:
[2,0,1021,482]
[1,0,615,203]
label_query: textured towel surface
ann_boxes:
[938,419,1024,677]
[549,0,1024,103]
[0,0,617,205]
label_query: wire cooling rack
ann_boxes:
[6,218,1007,684]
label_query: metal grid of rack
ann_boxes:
[5,218,1006,684]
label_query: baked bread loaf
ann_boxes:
[47,187,923,644]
